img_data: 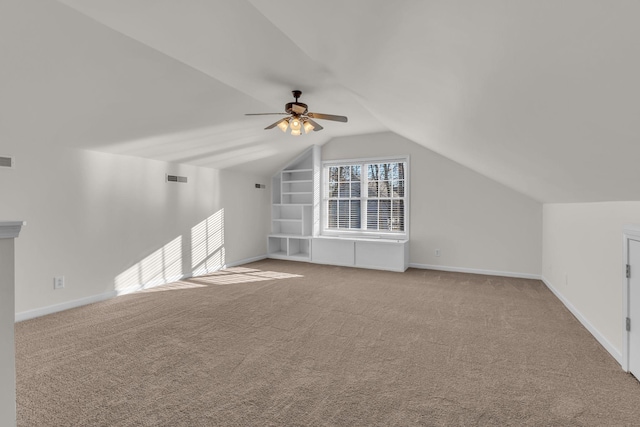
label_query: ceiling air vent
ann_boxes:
[167,174,187,183]
[0,156,14,168]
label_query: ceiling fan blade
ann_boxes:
[307,112,348,123]
[265,118,287,130]
[245,113,288,116]
[306,118,324,131]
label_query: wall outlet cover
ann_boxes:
[54,276,65,289]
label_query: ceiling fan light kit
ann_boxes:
[276,119,289,132]
[303,120,314,134]
[246,90,348,136]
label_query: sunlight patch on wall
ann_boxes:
[115,236,183,295]
[192,209,225,276]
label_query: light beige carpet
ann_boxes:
[15,259,640,426]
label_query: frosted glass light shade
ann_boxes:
[290,117,301,131]
[303,120,314,134]
[277,119,289,132]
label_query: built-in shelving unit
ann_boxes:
[267,146,320,262]
[267,145,409,271]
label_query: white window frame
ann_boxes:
[321,155,409,240]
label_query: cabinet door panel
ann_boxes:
[355,241,405,272]
[312,239,354,266]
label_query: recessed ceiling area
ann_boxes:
[5,0,640,202]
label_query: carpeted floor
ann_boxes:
[15,259,640,426]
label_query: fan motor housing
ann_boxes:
[285,102,308,115]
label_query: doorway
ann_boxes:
[623,226,640,375]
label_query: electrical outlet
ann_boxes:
[435,249,441,257]
[53,276,65,290]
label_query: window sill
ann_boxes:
[319,231,408,243]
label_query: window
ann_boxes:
[324,158,408,236]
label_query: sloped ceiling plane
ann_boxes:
[3,0,639,203]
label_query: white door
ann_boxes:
[629,238,640,377]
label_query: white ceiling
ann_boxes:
[3,0,640,202]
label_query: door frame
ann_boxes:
[622,225,640,372]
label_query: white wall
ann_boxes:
[322,132,542,277]
[0,144,269,317]
[542,202,640,361]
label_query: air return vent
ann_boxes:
[0,156,14,168]
[167,174,187,183]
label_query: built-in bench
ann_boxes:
[312,236,409,272]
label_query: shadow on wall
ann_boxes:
[115,209,225,295]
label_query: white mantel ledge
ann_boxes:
[0,221,25,239]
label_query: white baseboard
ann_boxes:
[15,290,117,322]
[409,263,541,280]
[226,254,267,267]
[15,254,269,322]
[541,275,622,365]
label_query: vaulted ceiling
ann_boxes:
[2,0,639,203]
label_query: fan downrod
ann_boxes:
[292,90,302,101]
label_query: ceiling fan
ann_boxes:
[245,90,348,136]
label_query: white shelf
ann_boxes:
[268,146,319,262]
[269,250,288,257]
[287,253,311,261]
[269,253,310,262]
